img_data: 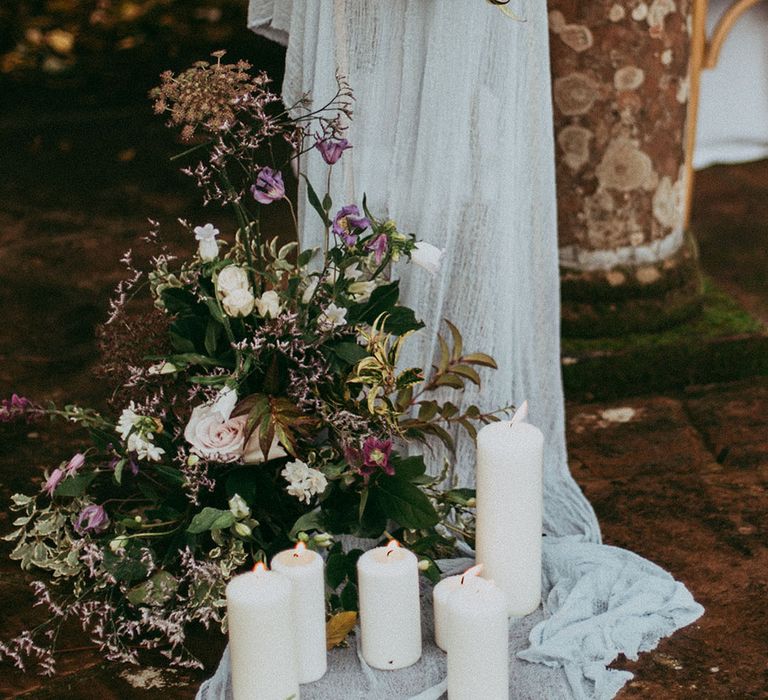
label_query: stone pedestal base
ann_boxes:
[561,231,703,337]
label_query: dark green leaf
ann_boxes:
[374,477,438,529]
[151,464,184,486]
[444,488,476,506]
[126,570,179,607]
[187,507,236,534]
[417,401,439,422]
[302,175,330,226]
[161,288,198,315]
[348,281,400,325]
[167,353,221,368]
[289,509,326,539]
[327,552,348,589]
[380,306,424,335]
[114,459,125,485]
[393,455,427,482]
[54,473,97,498]
[339,582,358,611]
[204,320,220,357]
[297,248,317,268]
[331,341,369,365]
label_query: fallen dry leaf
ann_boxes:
[326,611,357,650]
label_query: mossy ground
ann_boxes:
[562,279,767,400]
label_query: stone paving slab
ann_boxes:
[567,383,768,699]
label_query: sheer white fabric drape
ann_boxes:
[196,3,704,699]
[251,0,600,542]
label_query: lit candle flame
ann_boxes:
[253,561,268,574]
[293,541,307,557]
[459,563,483,585]
[385,539,400,557]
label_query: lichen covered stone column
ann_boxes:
[549,0,702,336]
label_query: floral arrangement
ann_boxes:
[0,53,508,674]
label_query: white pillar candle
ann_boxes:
[226,563,299,700]
[356,540,422,670]
[432,564,493,651]
[446,580,509,700]
[271,542,327,684]
[475,401,544,616]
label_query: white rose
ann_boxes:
[318,303,347,331]
[222,288,255,317]
[348,280,376,302]
[243,429,288,464]
[198,237,219,262]
[411,241,444,277]
[184,405,246,461]
[216,265,250,297]
[254,290,283,319]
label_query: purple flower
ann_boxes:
[64,453,85,477]
[361,437,394,477]
[0,394,35,423]
[366,234,389,264]
[332,205,370,246]
[251,167,285,204]
[315,138,352,165]
[74,504,110,535]
[42,468,65,497]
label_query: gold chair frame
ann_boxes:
[684,0,766,226]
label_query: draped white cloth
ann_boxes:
[694,0,768,169]
[197,3,704,698]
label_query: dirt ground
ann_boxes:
[1,30,767,700]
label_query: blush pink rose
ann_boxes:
[184,406,247,462]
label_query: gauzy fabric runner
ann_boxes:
[197,2,704,698]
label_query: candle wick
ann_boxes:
[460,575,465,585]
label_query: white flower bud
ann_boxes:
[198,237,219,262]
[348,280,376,302]
[234,522,252,538]
[222,288,255,317]
[411,241,445,277]
[297,532,310,542]
[109,535,129,553]
[418,559,431,572]
[254,290,283,319]
[228,493,250,520]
